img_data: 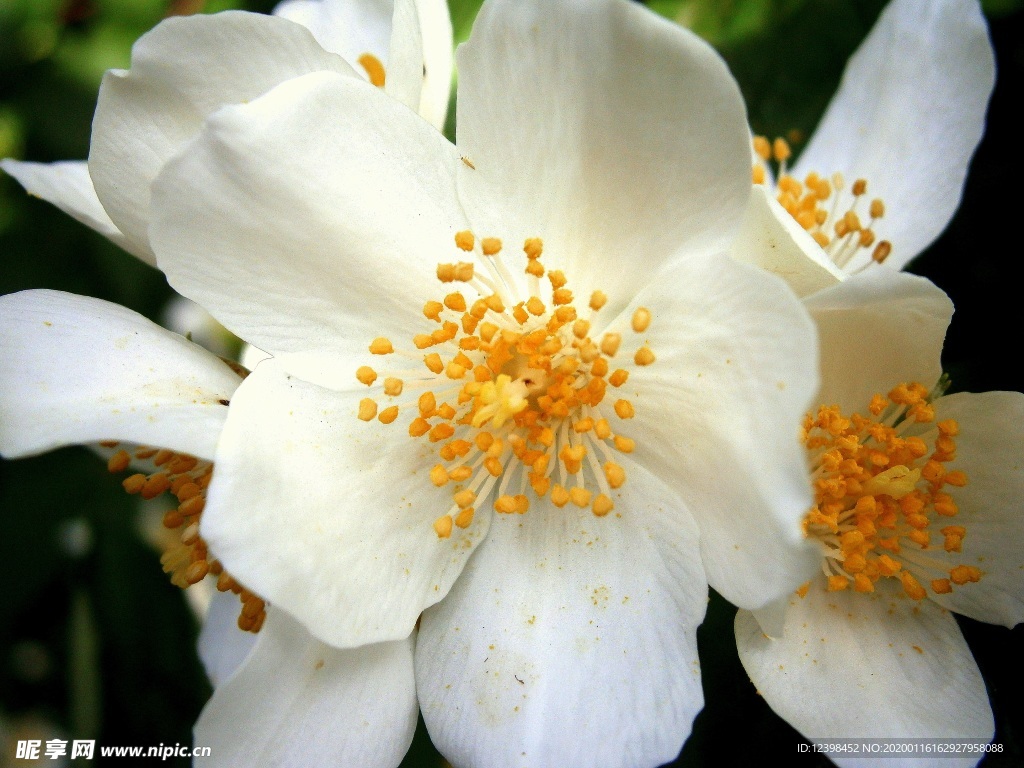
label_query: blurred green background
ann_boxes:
[1,0,1022,765]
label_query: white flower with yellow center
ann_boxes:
[732,0,994,291]
[0,0,453,266]
[732,269,1024,763]
[2,0,827,763]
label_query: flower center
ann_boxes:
[799,381,981,601]
[356,232,657,537]
[104,424,266,633]
[752,135,891,272]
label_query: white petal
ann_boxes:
[622,255,820,609]
[793,0,995,269]
[201,359,488,648]
[736,581,993,768]
[272,0,393,70]
[0,160,154,265]
[195,609,416,768]
[0,290,240,460]
[197,590,258,688]
[384,0,425,114]
[150,71,469,386]
[454,0,751,317]
[416,458,705,768]
[729,185,844,298]
[89,11,356,260]
[412,0,453,131]
[803,271,952,415]
[926,392,1024,628]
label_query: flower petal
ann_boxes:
[201,359,488,648]
[0,290,240,460]
[197,590,259,688]
[454,0,751,317]
[384,0,426,115]
[803,271,952,415]
[622,255,820,610]
[416,458,705,768]
[272,0,392,72]
[195,608,416,768]
[925,392,1024,628]
[412,0,453,131]
[89,11,356,260]
[729,185,844,298]
[792,0,995,269]
[0,160,153,265]
[736,581,993,767]
[150,71,469,387]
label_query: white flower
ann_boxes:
[732,0,995,288]
[2,0,826,764]
[0,0,453,267]
[733,269,1024,765]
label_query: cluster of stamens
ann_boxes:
[800,382,981,601]
[356,231,656,537]
[752,135,892,272]
[103,441,266,632]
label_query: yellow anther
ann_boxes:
[631,307,652,333]
[608,369,628,387]
[454,508,475,528]
[484,456,502,477]
[853,574,874,593]
[526,296,546,316]
[481,237,502,256]
[369,337,394,355]
[548,270,567,289]
[634,346,655,366]
[572,319,591,339]
[430,465,449,487]
[485,294,505,313]
[550,485,570,508]
[446,362,467,379]
[573,417,594,433]
[433,515,453,539]
[591,357,609,377]
[872,241,892,264]
[613,435,635,453]
[453,490,476,508]
[851,178,867,196]
[614,399,635,419]
[752,165,766,185]
[424,353,444,374]
[604,462,626,489]
[752,135,772,161]
[600,333,621,357]
[409,417,430,437]
[552,288,573,306]
[356,366,377,386]
[592,494,614,517]
[525,260,545,277]
[569,487,592,508]
[418,392,437,417]
[383,377,403,396]
[444,292,467,312]
[900,570,927,601]
[357,53,386,87]
[828,575,850,591]
[414,334,434,349]
[107,449,131,474]
[378,406,399,424]
[772,137,791,162]
[950,565,982,585]
[870,198,885,218]
[931,578,953,594]
[553,306,576,323]
[454,230,475,251]
[524,238,543,259]
[844,210,862,231]
[429,423,455,442]
[494,495,518,514]
[450,466,473,482]
[357,398,378,421]
[589,291,607,311]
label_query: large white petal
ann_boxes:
[729,185,844,298]
[416,458,705,768]
[150,71,470,387]
[736,581,993,768]
[622,255,820,610]
[413,0,453,131]
[197,590,259,688]
[0,290,240,461]
[804,271,952,415]
[792,0,994,269]
[201,359,488,648]
[0,160,153,265]
[454,0,751,318]
[925,392,1024,628]
[272,0,393,71]
[195,608,416,768]
[89,11,356,260]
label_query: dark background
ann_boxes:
[1,0,1020,765]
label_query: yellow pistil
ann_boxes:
[354,230,659,536]
[801,381,982,602]
[105,441,266,633]
[751,135,891,273]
